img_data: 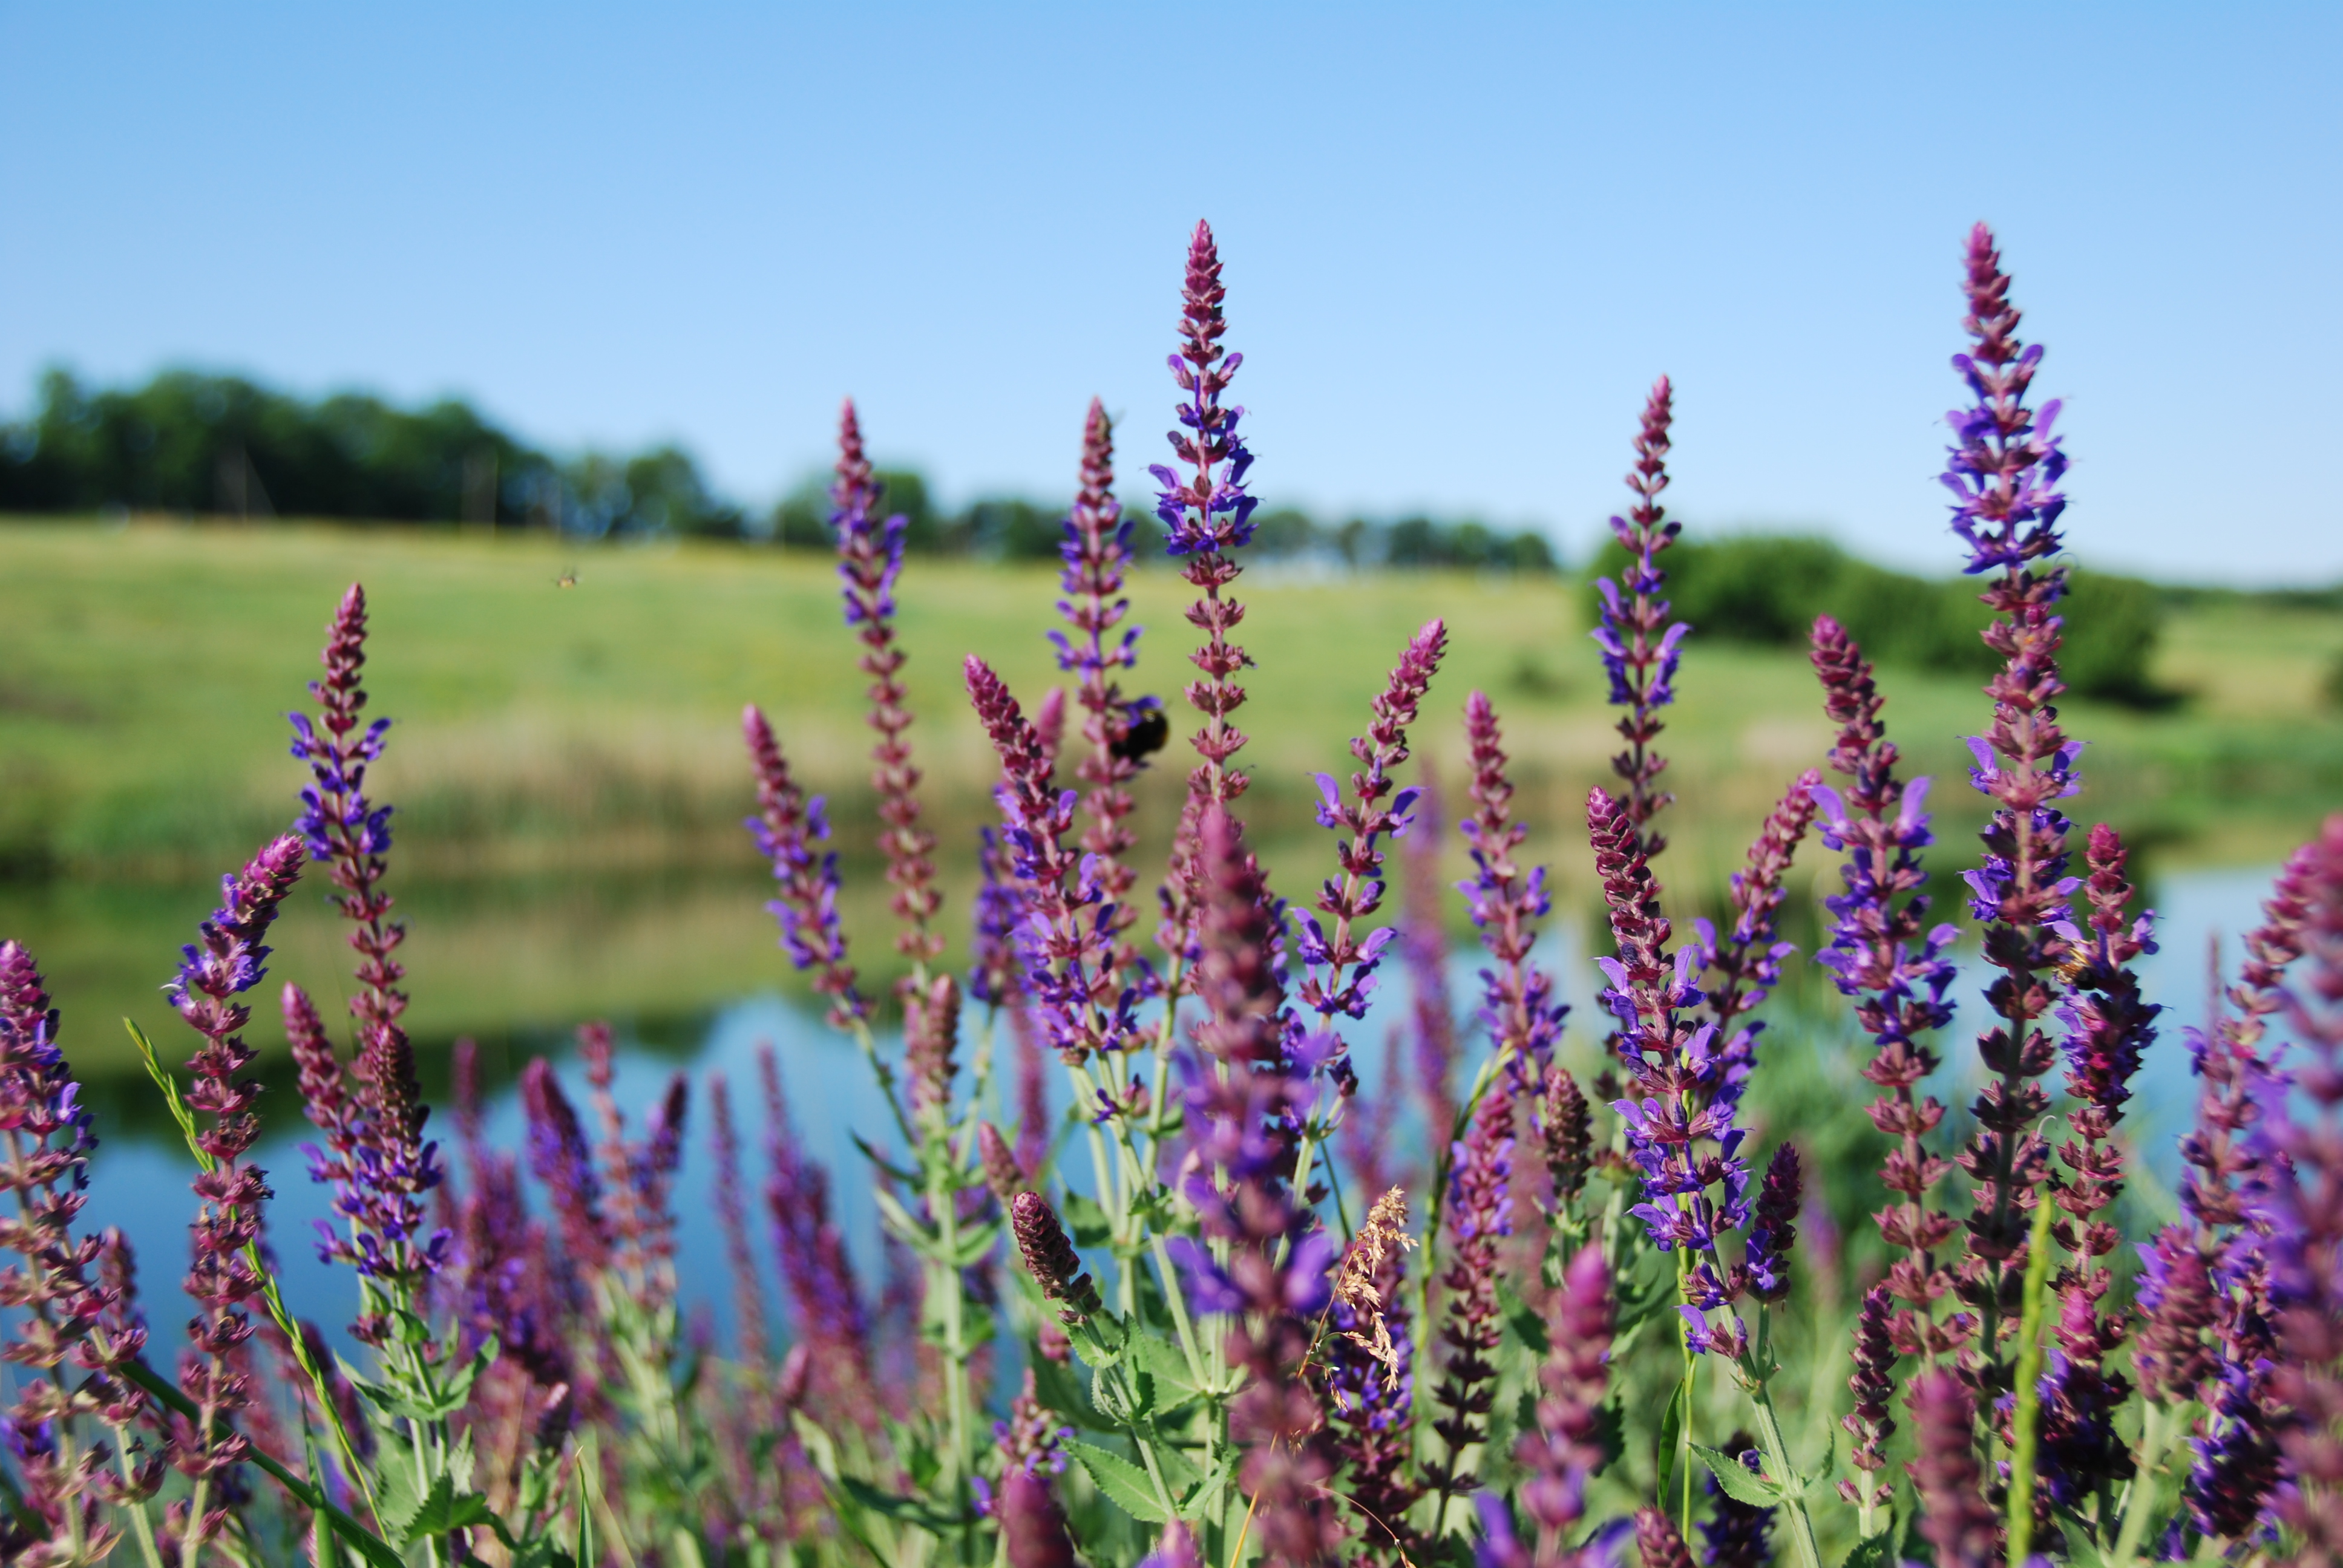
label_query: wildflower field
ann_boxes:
[2,220,2342,1568]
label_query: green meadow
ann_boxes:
[3,518,2339,1070]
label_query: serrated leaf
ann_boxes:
[1693,1444,1786,1508]
[397,1472,494,1546]
[1147,1428,1204,1495]
[1066,1439,1167,1524]
[1126,1330,1200,1396]
[1090,1365,1127,1420]
[1840,1531,1894,1568]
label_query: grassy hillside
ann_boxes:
[2,518,2338,1065]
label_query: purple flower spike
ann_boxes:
[744,703,865,1027]
[1593,378,1685,870]
[1699,1431,1775,1568]
[968,655,1136,1065]
[828,400,943,967]
[1945,227,2082,1393]
[758,1045,876,1422]
[1155,222,1259,975]
[1052,398,1158,1003]
[169,835,304,1540]
[1807,615,1967,1367]
[1179,805,1343,1566]
[1298,619,1448,1067]
[1514,1243,1614,1566]
[1905,1370,1996,1568]
[2261,814,2343,1562]
[285,584,447,1330]
[1460,694,1570,1089]
[0,943,158,1561]
[1426,1075,1516,1516]
[1588,788,1750,1355]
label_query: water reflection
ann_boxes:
[54,860,2296,1345]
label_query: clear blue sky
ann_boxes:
[4,3,2336,581]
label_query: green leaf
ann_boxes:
[1030,1350,1113,1431]
[1090,1365,1127,1420]
[1840,1532,1894,1568]
[397,1473,494,1546]
[1693,1445,1786,1508]
[837,1475,960,1535]
[1066,1439,1168,1524]
[871,1184,934,1247]
[847,1129,922,1186]
[1797,1426,1840,1497]
[1149,1429,1205,1496]
[1654,1378,1688,1506]
[1592,1396,1626,1477]
[125,1020,208,1169]
[1059,1190,1114,1249]
[1124,1330,1199,1397]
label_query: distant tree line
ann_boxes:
[1584,532,2171,705]
[767,472,1558,570]
[0,368,1561,571]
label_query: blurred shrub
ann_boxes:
[1584,531,2171,706]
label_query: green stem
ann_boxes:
[2111,1400,2180,1567]
[1742,1364,1825,1568]
[2006,1175,2060,1567]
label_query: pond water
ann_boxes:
[31,857,2303,1353]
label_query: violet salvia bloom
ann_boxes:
[1011,1191,1103,1326]
[1837,1284,1896,1513]
[1139,1521,1202,1568]
[1541,1064,1594,1211]
[1905,1369,1997,1568]
[1692,770,1820,1111]
[1153,222,1258,979]
[1400,760,1462,1145]
[1591,377,1684,865]
[1171,805,1342,1566]
[902,972,961,1130]
[0,941,124,1564]
[707,1075,769,1366]
[1807,615,1965,1363]
[969,826,1023,1008]
[967,655,1135,1066]
[2034,825,2157,1512]
[168,835,304,1546]
[829,400,943,965]
[1052,397,1159,996]
[574,1026,689,1302]
[991,1370,1078,1568]
[1514,1242,1614,1567]
[976,1121,1027,1206]
[2262,813,2343,1565]
[1740,1144,1800,1305]
[1460,694,1570,1085]
[1296,618,1446,1047]
[743,702,865,1027]
[1699,1434,1775,1568]
[1587,788,1750,1355]
[1635,1508,1697,1568]
[521,1056,608,1275]
[758,1045,874,1413]
[2131,1226,2220,1403]
[1945,226,2082,1375]
[1426,1079,1515,1512]
[287,587,448,1332]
